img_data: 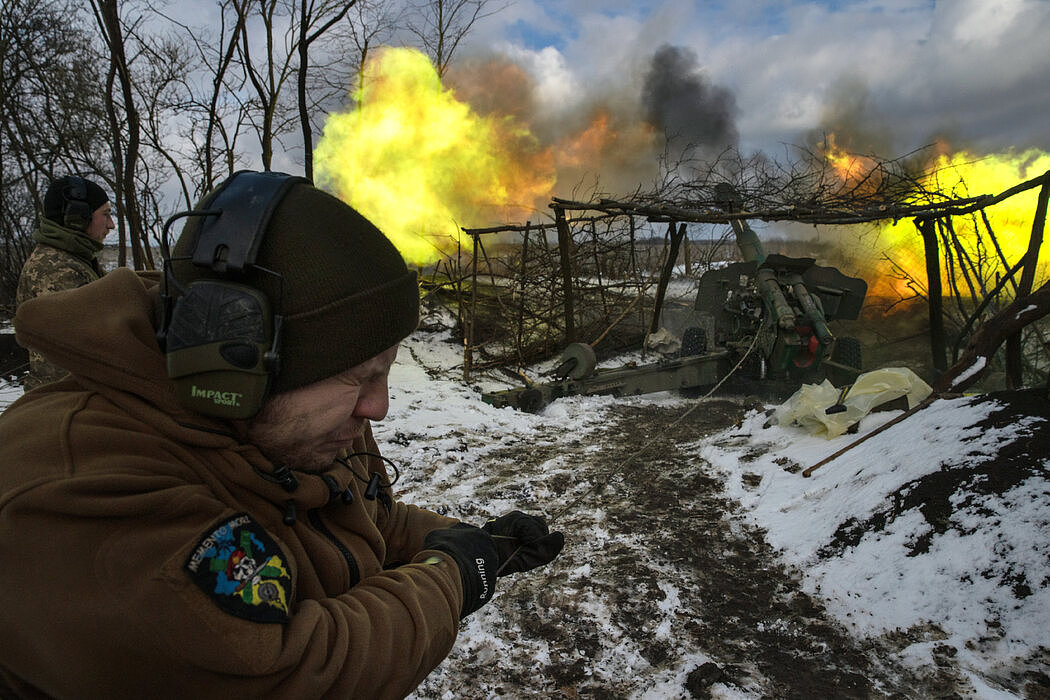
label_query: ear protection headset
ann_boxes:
[157,170,309,420]
[63,176,93,231]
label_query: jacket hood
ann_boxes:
[34,214,104,262]
[13,267,231,444]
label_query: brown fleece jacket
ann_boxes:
[0,268,464,699]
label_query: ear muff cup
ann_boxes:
[165,279,275,419]
[159,171,306,419]
[63,176,93,231]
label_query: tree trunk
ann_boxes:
[918,218,947,372]
[298,2,313,180]
[1005,173,1050,386]
[649,222,686,336]
[934,278,1050,394]
[554,207,575,343]
[93,0,153,270]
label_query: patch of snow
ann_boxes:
[952,355,989,388]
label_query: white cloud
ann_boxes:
[464,0,1050,157]
[946,0,1027,45]
[497,44,579,115]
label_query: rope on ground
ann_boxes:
[545,328,764,525]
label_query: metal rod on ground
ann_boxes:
[801,394,940,478]
[545,328,763,524]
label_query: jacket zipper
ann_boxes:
[307,509,361,587]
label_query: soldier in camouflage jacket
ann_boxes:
[15,175,114,389]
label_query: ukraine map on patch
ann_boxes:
[185,513,292,623]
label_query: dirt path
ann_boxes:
[411,398,971,698]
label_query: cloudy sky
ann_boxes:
[453,0,1050,159]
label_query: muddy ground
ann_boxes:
[400,387,1050,699]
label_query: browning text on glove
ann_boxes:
[423,523,499,618]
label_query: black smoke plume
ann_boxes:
[642,45,739,156]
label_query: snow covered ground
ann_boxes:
[1,316,1047,697]
[382,324,1050,698]
[702,395,1049,697]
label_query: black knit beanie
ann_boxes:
[43,176,109,225]
[172,175,419,394]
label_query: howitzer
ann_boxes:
[485,342,734,412]
[702,183,864,377]
[482,185,868,412]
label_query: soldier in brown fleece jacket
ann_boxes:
[0,171,563,699]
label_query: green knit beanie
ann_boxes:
[172,176,419,394]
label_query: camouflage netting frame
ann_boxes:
[450,162,1050,389]
[439,213,738,378]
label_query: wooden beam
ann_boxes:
[554,207,576,343]
[1006,172,1050,386]
[918,218,947,373]
[649,222,686,336]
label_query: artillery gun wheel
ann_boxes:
[518,389,546,413]
[555,342,597,380]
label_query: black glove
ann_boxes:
[482,511,565,576]
[423,523,499,618]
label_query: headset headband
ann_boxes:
[192,171,309,274]
[65,176,87,206]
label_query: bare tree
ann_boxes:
[90,0,158,269]
[233,0,296,172]
[0,0,110,305]
[295,0,359,180]
[122,19,204,240]
[232,0,352,174]
[342,0,405,94]
[151,0,251,201]
[405,0,504,78]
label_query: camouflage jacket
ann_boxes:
[15,218,103,389]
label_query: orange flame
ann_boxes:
[819,136,1050,301]
[872,148,1050,300]
[313,47,555,266]
[557,112,612,169]
[821,133,884,196]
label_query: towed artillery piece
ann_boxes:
[482,185,868,412]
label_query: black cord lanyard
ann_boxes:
[337,451,401,500]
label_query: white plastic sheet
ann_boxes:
[774,367,933,439]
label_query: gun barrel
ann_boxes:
[756,268,796,330]
[786,273,833,343]
[714,183,766,264]
[729,219,766,265]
